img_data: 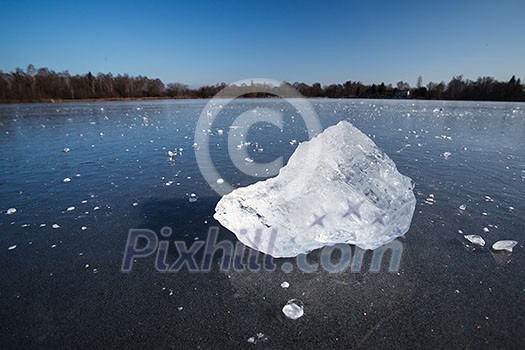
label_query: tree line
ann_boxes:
[1,65,524,102]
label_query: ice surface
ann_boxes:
[464,234,485,247]
[492,240,518,252]
[214,121,416,258]
[282,299,304,320]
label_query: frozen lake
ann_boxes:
[1,99,524,348]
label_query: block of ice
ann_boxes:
[214,121,416,258]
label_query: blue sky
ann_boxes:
[1,0,524,87]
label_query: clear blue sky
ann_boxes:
[1,0,524,87]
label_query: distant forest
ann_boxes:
[1,65,524,102]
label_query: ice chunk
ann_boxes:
[459,204,466,211]
[282,299,304,320]
[464,234,485,247]
[214,121,416,258]
[280,281,290,289]
[63,177,71,183]
[6,208,17,215]
[8,245,17,251]
[189,193,198,203]
[492,240,518,252]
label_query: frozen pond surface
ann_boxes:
[0,99,524,348]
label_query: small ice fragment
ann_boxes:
[508,206,514,211]
[66,206,75,212]
[216,178,224,184]
[247,333,268,344]
[459,204,466,211]
[484,196,493,202]
[94,206,100,210]
[6,208,17,215]
[216,129,224,135]
[458,229,464,234]
[81,200,88,204]
[132,202,139,207]
[244,157,254,163]
[280,281,290,289]
[63,147,71,153]
[52,224,60,229]
[282,299,304,319]
[192,142,200,150]
[290,139,297,145]
[51,244,57,248]
[81,226,87,231]
[8,245,17,251]
[492,240,518,252]
[63,177,71,183]
[177,306,183,311]
[482,212,488,216]
[167,150,176,157]
[189,193,198,203]
[483,227,489,233]
[443,151,452,159]
[464,235,485,247]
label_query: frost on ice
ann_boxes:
[214,121,416,258]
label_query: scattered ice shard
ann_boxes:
[214,121,416,258]
[464,234,485,247]
[6,208,17,215]
[282,299,304,320]
[492,240,518,252]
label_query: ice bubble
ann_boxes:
[282,299,304,320]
